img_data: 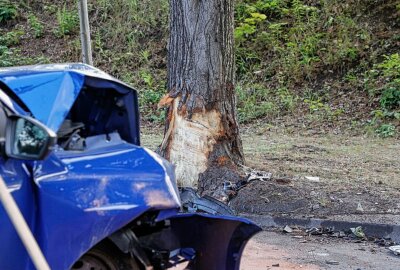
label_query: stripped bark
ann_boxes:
[160,0,243,195]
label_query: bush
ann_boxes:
[28,14,44,38]
[0,0,17,24]
[234,0,367,84]
[380,83,400,111]
[55,5,78,37]
[375,124,396,138]
[374,54,400,113]
[0,30,24,46]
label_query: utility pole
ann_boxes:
[78,0,93,65]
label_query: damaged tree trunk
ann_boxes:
[160,0,244,199]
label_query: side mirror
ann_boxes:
[5,116,56,160]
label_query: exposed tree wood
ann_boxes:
[160,0,244,196]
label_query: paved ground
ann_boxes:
[240,231,400,270]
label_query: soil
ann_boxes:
[229,127,400,220]
[142,125,400,222]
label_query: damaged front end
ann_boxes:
[0,64,261,270]
[110,211,261,270]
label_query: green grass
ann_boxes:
[55,5,79,38]
[0,0,17,24]
[28,14,44,38]
[1,0,398,132]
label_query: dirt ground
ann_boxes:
[145,126,400,269]
[232,127,400,219]
[142,126,400,221]
[240,230,400,270]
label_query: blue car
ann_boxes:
[0,64,260,270]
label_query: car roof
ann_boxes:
[0,63,126,84]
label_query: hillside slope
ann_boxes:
[0,0,399,136]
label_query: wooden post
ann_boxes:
[78,0,93,65]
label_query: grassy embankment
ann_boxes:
[0,0,399,137]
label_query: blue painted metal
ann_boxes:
[0,63,133,133]
[0,157,36,270]
[0,64,260,270]
[34,136,181,269]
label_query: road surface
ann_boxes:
[240,230,399,270]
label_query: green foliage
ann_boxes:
[277,87,298,112]
[235,0,369,83]
[0,0,398,129]
[28,14,44,38]
[0,0,17,24]
[0,45,13,66]
[0,30,24,46]
[366,54,400,123]
[139,87,165,123]
[55,5,78,38]
[236,84,279,123]
[235,12,267,42]
[378,54,400,79]
[380,84,400,111]
[304,98,327,113]
[43,4,58,14]
[375,124,396,138]
[235,83,300,123]
[140,70,154,89]
[0,45,50,67]
[303,93,344,122]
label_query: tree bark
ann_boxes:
[160,0,243,198]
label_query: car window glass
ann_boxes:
[12,118,48,157]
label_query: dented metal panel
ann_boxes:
[34,135,180,269]
[0,64,260,270]
[0,63,137,133]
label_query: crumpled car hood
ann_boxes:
[0,63,135,132]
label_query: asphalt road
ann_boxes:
[240,231,400,270]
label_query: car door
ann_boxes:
[0,100,37,270]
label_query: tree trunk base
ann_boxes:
[161,98,225,188]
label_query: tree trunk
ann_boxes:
[160,0,243,199]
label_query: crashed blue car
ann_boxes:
[0,64,260,270]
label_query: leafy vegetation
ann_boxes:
[376,123,396,138]
[0,0,17,24]
[234,0,398,136]
[28,14,44,38]
[0,0,398,136]
[55,5,79,37]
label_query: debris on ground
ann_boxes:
[283,225,293,233]
[356,203,364,212]
[389,245,400,255]
[179,188,235,215]
[325,260,340,265]
[331,231,346,238]
[350,226,366,239]
[305,176,320,182]
[306,227,334,236]
[375,238,397,247]
[243,166,273,183]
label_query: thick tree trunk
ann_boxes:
[160,0,243,198]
